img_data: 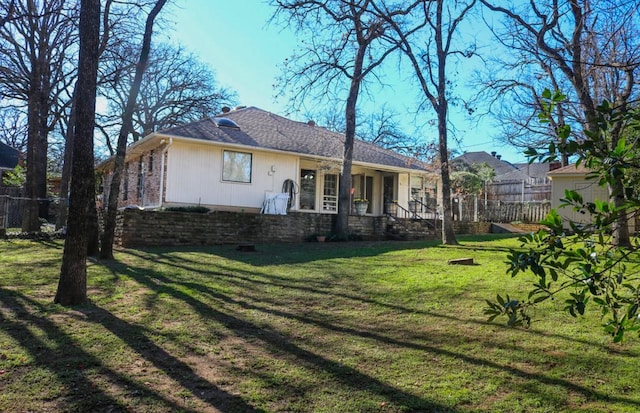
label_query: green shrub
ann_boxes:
[164,206,210,213]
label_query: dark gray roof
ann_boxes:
[513,162,555,180]
[159,107,429,172]
[0,142,19,170]
[453,151,518,177]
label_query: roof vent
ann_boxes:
[307,120,316,126]
[221,106,230,113]
[234,105,247,111]
[213,117,240,129]
[496,154,502,160]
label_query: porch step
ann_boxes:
[385,221,437,241]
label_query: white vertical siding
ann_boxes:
[165,141,299,209]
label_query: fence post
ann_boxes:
[473,195,478,222]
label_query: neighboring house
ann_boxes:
[0,142,20,186]
[453,151,557,202]
[97,106,436,216]
[453,150,518,178]
[547,163,613,228]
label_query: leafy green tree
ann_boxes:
[485,90,640,341]
[451,161,494,197]
[1,163,25,187]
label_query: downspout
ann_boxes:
[146,137,172,209]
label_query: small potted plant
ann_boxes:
[354,198,369,215]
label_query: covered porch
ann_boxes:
[295,158,438,218]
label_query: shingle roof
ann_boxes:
[547,163,591,176]
[159,107,430,172]
[453,151,518,177]
[0,142,19,170]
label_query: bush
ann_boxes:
[164,206,210,213]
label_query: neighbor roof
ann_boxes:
[547,163,592,177]
[453,151,518,178]
[0,142,19,170]
[157,107,431,172]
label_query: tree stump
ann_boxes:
[448,257,474,265]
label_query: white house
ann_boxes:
[98,106,437,217]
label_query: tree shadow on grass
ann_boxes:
[76,303,265,413]
[123,248,638,356]
[112,261,457,412]
[0,288,201,413]
[165,274,640,410]
[110,257,640,412]
[134,240,435,267]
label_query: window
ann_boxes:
[299,169,316,210]
[222,150,252,183]
[137,158,144,200]
[322,174,338,211]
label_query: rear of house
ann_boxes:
[98,106,438,218]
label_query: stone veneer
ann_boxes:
[114,210,402,247]
[110,210,511,247]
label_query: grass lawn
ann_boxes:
[0,235,639,412]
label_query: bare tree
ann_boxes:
[273,0,420,239]
[98,43,236,149]
[100,0,168,259]
[55,0,160,233]
[357,106,437,162]
[0,106,28,151]
[380,0,477,245]
[54,0,100,306]
[480,0,640,247]
[0,0,78,231]
[305,105,437,161]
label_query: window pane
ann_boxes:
[223,150,252,183]
[300,169,316,210]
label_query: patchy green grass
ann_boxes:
[0,235,638,412]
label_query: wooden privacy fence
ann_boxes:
[452,197,551,223]
[487,179,551,202]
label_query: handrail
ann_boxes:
[384,200,437,231]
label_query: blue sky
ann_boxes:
[168,0,527,163]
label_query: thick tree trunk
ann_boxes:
[55,0,101,306]
[334,39,367,240]
[438,109,457,245]
[100,0,168,259]
[610,172,631,248]
[22,78,48,232]
[435,0,457,245]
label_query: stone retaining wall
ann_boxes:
[452,221,492,235]
[114,210,392,247]
[112,210,502,247]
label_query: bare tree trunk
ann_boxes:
[100,0,168,259]
[22,72,48,232]
[56,94,76,230]
[438,110,457,245]
[55,0,101,306]
[334,46,366,240]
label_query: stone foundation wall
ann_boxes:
[452,221,492,235]
[110,209,507,247]
[114,210,393,247]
